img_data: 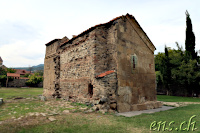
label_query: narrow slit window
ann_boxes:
[133,57,135,69]
[88,83,93,98]
[131,55,137,72]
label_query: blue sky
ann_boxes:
[0,0,199,67]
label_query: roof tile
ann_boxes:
[7,73,20,77]
[96,70,115,78]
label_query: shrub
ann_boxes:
[26,73,43,87]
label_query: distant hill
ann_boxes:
[14,64,44,72]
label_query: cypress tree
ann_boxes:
[162,46,171,95]
[185,10,196,60]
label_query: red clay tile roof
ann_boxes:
[96,70,115,78]
[14,69,31,75]
[0,56,2,62]
[60,13,155,49]
[7,73,20,77]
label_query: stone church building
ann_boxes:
[43,13,162,112]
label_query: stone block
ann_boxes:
[117,102,131,112]
[110,103,117,110]
[156,101,163,107]
[153,102,159,108]
[131,104,139,111]
[137,104,147,111]
[145,102,154,110]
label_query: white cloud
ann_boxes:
[0,0,200,67]
[0,40,45,67]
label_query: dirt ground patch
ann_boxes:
[0,98,146,133]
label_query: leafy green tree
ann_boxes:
[155,11,200,96]
[156,71,164,93]
[0,67,7,75]
[6,68,16,73]
[26,73,43,87]
[185,10,197,60]
[165,46,172,95]
[155,52,165,93]
[159,46,172,95]
[21,73,31,77]
[168,45,184,84]
[155,52,165,71]
[178,59,200,96]
[0,67,7,86]
[35,70,43,76]
[155,44,200,96]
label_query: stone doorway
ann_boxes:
[88,83,93,98]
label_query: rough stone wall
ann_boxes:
[7,79,28,87]
[115,17,160,112]
[43,41,60,98]
[55,25,119,111]
[43,15,162,112]
[92,26,118,111]
[59,31,95,101]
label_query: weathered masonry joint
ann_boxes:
[43,13,162,113]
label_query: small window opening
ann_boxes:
[131,54,137,72]
[132,57,135,69]
[88,83,93,98]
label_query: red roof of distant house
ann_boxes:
[7,73,20,77]
[96,70,115,78]
[14,69,31,75]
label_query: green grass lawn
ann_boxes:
[14,104,200,133]
[0,87,43,100]
[157,95,200,102]
[1,88,200,133]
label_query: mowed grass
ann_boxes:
[1,88,200,132]
[0,87,43,100]
[15,104,200,133]
[18,114,127,133]
[157,95,200,102]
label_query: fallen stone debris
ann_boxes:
[0,98,3,105]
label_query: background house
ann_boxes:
[14,69,32,76]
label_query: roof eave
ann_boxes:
[45,39,61,46]
[125,13,156,50]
